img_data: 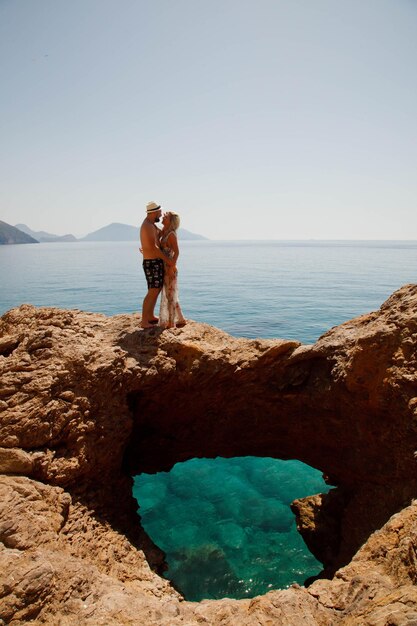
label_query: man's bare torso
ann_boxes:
[140,218,161,259]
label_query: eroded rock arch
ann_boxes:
[1,285,417,624]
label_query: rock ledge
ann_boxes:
[1,285,417,624]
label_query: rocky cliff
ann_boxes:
[1,285,417,625]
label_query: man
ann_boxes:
[140,201,173,329]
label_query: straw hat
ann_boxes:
[146,201,161,213]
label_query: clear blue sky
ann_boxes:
[1,0,416,240]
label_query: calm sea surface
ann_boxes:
[1,240,417,600]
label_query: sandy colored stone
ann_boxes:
[0,447,34,474]
[1,285,417,623]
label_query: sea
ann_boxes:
[1,239,417,601]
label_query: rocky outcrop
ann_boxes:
[1,284,417,624]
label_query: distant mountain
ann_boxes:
[82,222,207,241]
[82,223,138,241]
[15,224,77,243]
[0,220,39,245]
[178,227,207,241]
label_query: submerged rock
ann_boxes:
[1,284,417,624]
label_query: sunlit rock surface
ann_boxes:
[1,284,417,624]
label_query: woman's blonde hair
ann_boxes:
[168,212,180,231]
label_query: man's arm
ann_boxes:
[157,246,174,265]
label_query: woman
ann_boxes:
[159,211,186,328]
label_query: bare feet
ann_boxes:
[140,318,155,328]
[159,320,187,330]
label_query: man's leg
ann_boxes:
[141,288,161,328]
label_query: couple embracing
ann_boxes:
[140,201,186,330]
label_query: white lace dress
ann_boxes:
[159,230,186,327]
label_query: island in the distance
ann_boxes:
[0,220,207,244]
[0,220,39,245]
[15,223,77,243]
[80,222,207,241]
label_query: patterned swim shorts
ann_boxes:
[143,258,164,289]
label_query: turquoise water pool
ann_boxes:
[134,457,330,600]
